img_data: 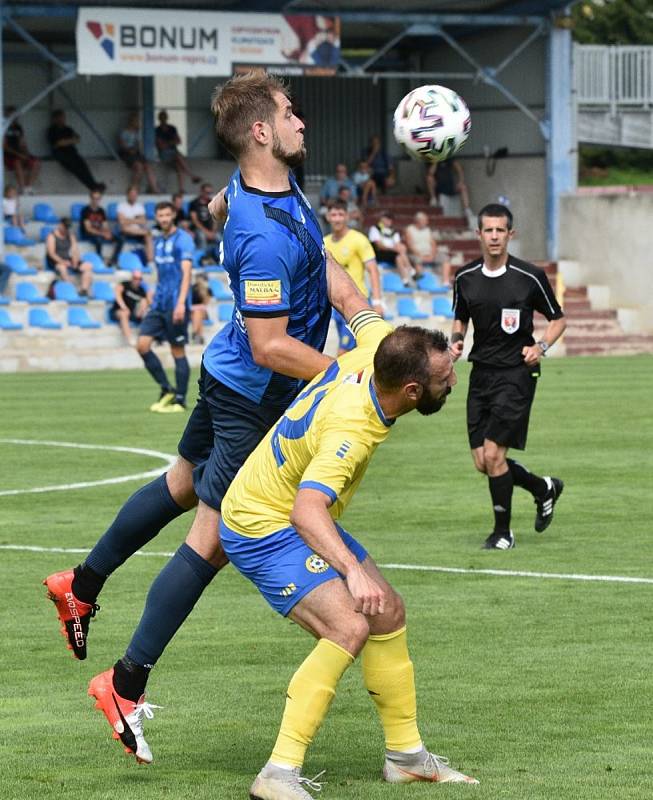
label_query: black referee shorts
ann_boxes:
[467,363,539,451]
[177,364,285,511]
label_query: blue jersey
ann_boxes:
[203,169,331,407]
[152,228,194,312]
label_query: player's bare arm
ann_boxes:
[173,258,192,323]
[450,320,467,361]
[522,316,567,366]
[208,187,228,224]
[244,314,333,381]
[364,258,384,315]
[291,488,386,616]
[326,252,371,322]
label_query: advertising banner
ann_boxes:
[77,8,340,76]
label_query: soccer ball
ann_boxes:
[393,84,471,163]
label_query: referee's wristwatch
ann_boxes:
[536,340,549,356]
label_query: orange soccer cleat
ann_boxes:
[43,569,98,660]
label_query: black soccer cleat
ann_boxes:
[482,531,515,550]
[534,477,564,532]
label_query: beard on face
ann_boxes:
[416,385,451,416]
[272,129,307,169]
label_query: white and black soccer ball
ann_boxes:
[393,84,471,164]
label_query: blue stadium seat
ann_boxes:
[396,297,429,319]
[382,271,412,294]
[70,202,85,222]
[32,203,59,224]
[16,282,49,304]
[68,307,102,329]
[208,278,232,301]
[106,202,119,221]
[91,281,115,303]
[29,308,61,329]
[192,249,205,268]
[4,225,35,246]
[40,225,55,243]
[117,251,145,272]
[416,272,449,294]
[81,251,113,275]
[0,295,9,305]
[0,309,23,330]
[54,282,87,304]
[144,201,156,220]
[432,297,454,318]
[5,253,37,275]
[218,304,234,322]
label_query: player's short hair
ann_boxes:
[155,201,176,213]
[477,203,513,230]
[211,72,290,159]
[374,325,449,392]
[328,199,348,212]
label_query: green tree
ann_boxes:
[572,0,653,45]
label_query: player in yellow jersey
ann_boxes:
[324,199,383,353]
[220,311,478,798]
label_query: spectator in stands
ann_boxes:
[351,159,377,208]
[190,274,212,345]
[118,112,160,194]
[3,184,26,229]
[426,159,474,227]
[362,134,395,193]
[155,110,201,192]
[368,210,413,286]
[46,218,93,296]
[80,189,123,265]
[0,260,10,298]
[3,107,40,194]
[335,185,362,230]
[404,211,452,286]
[46,110,105,192]
[117,186,154,264]
[172,192,191,231]
[110,269,151,346]
[189,182,219,249]
[319,163,356,208]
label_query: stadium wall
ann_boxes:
[558,193,653,333]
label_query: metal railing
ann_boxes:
[575,44,653,110]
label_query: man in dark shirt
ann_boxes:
[189,182,218,248]
[109,270,150,345]
[3,107,40,193]
[451,203,567,550]
[46,109,104,192]
[80,189,123,265]
[154,110,200,192]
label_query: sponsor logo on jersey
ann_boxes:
[501,308,520,334]
[244,279,282,306]
[305,554,330,574]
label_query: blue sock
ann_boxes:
[85,474,186,577]
[174,355,190,403]
[141,350,171,390]
[126,542,218,667]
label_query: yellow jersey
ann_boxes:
[221,311,394,538]
[324,229,376,296]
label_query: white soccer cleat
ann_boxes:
[249,762,325,799]
[383,749,478,784]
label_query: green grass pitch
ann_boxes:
[1,355,651,799]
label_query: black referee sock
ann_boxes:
[507,458,548,498]
[113,656,151,702]
[488,471,513,534]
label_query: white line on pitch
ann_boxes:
[2,544,653,585]
[0,439,176,496]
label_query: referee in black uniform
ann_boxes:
[451,203,567,549]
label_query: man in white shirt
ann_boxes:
[117,186,153,262]
[404,211,452,286]
[368,211,413,286]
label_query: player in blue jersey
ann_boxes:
[137,201,194,413]
[44,73,369,758]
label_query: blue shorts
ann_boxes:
[177,364,286,510]
[139,308,189,346]
[220,520,368,616]
[331,309,356,352]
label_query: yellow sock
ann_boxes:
[361,626,422,752]
[271,638,354,768]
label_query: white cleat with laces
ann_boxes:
[249,762,325,799]
[383,748,479,784]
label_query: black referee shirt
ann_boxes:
[453,255,564,368]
